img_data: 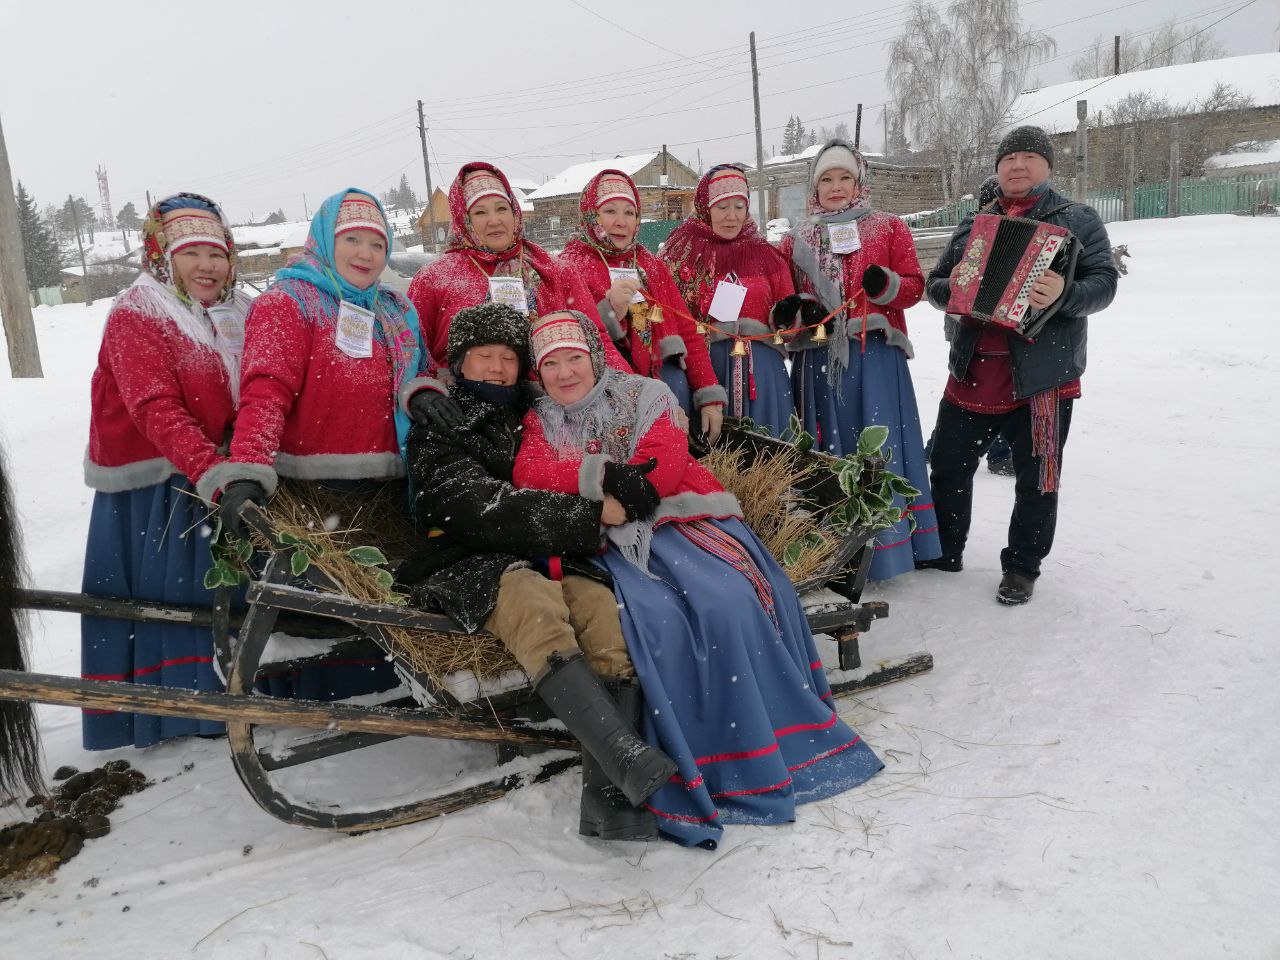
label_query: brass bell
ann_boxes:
[696,321,710,336]
[773,331,785,346]
[627,301,649,333]
[730,339,749,358]
[813,323,829,343]
[649,303,665,326]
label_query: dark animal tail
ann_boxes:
[0,439,44,799]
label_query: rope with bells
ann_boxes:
[630,288,872,356]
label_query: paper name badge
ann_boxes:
[335,301,374,358]
[206,306,244,355]
[488,276,528,315]
[707,279,748,325]
[607,267,646,304]
[828,221,862,255]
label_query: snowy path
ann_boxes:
[2,215,1277,959]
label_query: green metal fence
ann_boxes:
[904,173,1280,228]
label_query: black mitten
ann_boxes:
[409,390,466,432]
[218,480,268,539]
[601,458,660,522]
[798,298,829,331]
[861,264,890,299]
[772,294,805,327]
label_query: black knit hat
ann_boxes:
[446,302,532,375]
[995,125,1053,170]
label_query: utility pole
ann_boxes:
[854,103,863,150]
[749,32,767,228]
[145,189,153,212]
[68,195,92,307]
[883,107,890,156]
[303,193,310,218]
[1122,127,1136,221]
[417,99,439,253]
[1167,120,1182,218]
[0,112,44,376]
[1074,99,1089,203]
[1113,35,1121,75]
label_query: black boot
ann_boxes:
[534,653,676,810]
[579,681,662,840]
[996,571,1035,605]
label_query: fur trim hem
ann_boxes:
[658,334,687,361]
[868,268,901,306]
[579,453,608,501]
[692,384,728,409]
[273,452,405,481]
[596,297,627,341]
[653,490,742,524]
[197,461,279,503]
[83,454,180,493]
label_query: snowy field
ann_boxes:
[2,214,1278,959]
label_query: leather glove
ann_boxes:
[218,480,268,540]
[409,390,466,432]
[861,264,890,299]
[601,458,660,522]
[772,294,805,327]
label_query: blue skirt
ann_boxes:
[81,477,226,749]
[791,334,942,580]
[599,518,883,848]
[657,359,692,415]
[709,340,794,437]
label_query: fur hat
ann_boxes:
[446,302,532,375]
[812,143,861,186]
[995,126,1053,170]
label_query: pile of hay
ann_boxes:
[700,445,838,584]
[258,482,519,693]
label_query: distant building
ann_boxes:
[523,149,698,248]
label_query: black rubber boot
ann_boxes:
[534,653,676,809]
[579,681,661,840]
[997,571,1035,605]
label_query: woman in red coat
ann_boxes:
[558,169,725,440]
[661,164,796,437]
[81,193,250,749]
[779,140,940,580]
[407,162,627,379]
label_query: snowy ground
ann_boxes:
[2,214,1278,959]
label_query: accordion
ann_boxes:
[946,214,1080,340]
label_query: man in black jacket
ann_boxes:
[400,303,675,841]
[919,126,1119,604]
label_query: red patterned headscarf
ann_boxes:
[139,193,238,305]
[661,163,785,314]
[575,168,641,257]
[445,161,526,265]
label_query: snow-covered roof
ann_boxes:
[1206,139,1280,170]
[525,153,660,200]
[756,144,886,169]
[233,221,310,249]
[507,178,540,196]
[1007,52,1280,135]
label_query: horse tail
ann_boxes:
[0,439,44,799]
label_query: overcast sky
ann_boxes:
[2,0,1277,223]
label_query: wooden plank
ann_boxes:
[828,652,933,698]
[17,588,217,626]
[248,582,474,634]
[0,670,576,749]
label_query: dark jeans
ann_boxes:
[928,398,1074,579]
[926,429,1010,464]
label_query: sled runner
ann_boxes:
[3,458,931,833]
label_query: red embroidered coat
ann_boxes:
[86,299,236,500]
[222,289,427,490]
[779,211,924,354]
[513,404,739,527]
[558,242,725,409]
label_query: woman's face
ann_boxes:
[334,229,387,290]
[468,197,517,252]
[709,197,747,240]
[816,168,859,211]
[597,200,638,249]
[460,344,521,386]
[171,244,231,304]
[539,348,595,405]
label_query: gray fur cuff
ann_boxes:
[658,335,687,361]
[399,376,449,414]
[197,461,279,504]
[869,269,901,306]
[596,297,627,341]
[579,454,608,501]
[692,384,728,409]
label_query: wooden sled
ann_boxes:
[3,505,931,835]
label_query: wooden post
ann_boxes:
[1123,127,1136,221]
[417,99,439,253]
[1113,35,1121,75]
[1074,100,1089,203]
[0,112,44,376]
[749,31,768,228]
[1167,121,1181,218]
[68,195,93,306]
[854,102,863,150]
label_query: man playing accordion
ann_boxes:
[919,126,1119,605]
